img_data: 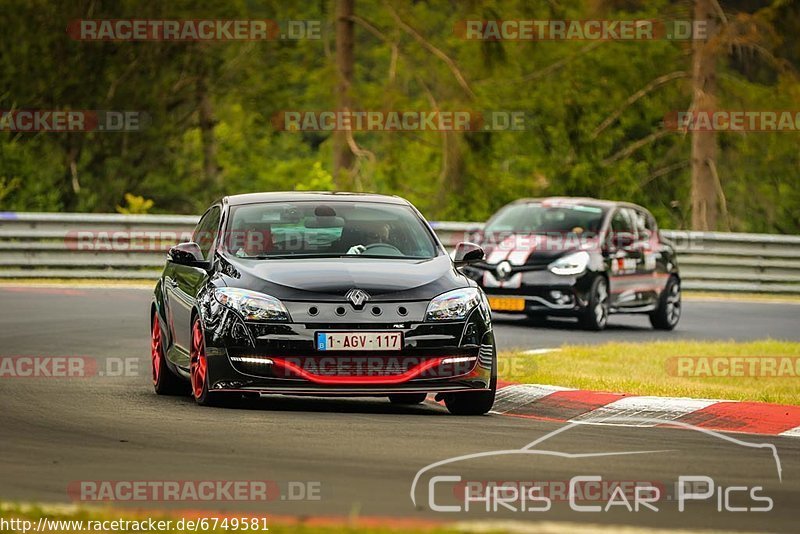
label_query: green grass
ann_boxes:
[500,340,800,405]
[683,291,800,303]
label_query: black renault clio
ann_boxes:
[463,197,681,331]
[150,192,496,414]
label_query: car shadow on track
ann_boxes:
[492,314,654,332]
[235,395,449,415]
[150,391,453,416]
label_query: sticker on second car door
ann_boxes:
[611,257,637,274]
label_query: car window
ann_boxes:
[611,208,635,235]
[633,209,657,241]
[193,206,221,260]
[484,203,606,235]
[223,201,438,259]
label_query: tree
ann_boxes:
[690,0,721,231]
[333,0,356,188]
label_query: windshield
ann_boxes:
[484,202,606,236]
[223,201,439,259]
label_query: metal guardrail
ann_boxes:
[1,212,799,293]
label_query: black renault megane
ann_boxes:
[462,197,681,331]
[150,192,496,414]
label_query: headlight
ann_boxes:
[425,288,484,321]
[548,251,590,276]
[213,288,290,322]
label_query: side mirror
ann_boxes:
[168,242,208,268]
[453,242,484,266]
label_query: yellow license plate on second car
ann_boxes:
[488,297,526,312]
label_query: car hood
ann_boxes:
[219,254,466,301]
[482,233,598,266]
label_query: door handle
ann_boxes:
[167,279,178,288]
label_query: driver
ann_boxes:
[347,221,393,255]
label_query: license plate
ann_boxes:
[316,332,402,351]
[488,297,526,312]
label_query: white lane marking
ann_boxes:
[491,384,573,415]
[491,384,800,438]
[569,396,720,427]
[778,425,800,438]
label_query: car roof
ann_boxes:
[507,196,649,212]
[221,191,410,206]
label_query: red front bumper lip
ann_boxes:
[270,356,472,385]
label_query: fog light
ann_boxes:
[441,356,478,365]
[230,356,274,365]
[549,290,573,305]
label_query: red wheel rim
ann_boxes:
[190,319,208,399]
[150,318,162,386]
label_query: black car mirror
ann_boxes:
[453,242,484,266]
[168,242,208,268]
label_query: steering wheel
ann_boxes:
[363,243,403,256]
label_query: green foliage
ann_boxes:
[295,162,336,191]
[116,193,155,214]
[0,0,797,233]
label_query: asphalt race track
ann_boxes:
[493,300,800,349]
[1,286,799,532]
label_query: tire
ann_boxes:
[444,376,496,416]
[190,316,233,407]
[650,276,681,330]
[151,314,187,395]
[578,276,609,331]
[388,393,428,405]
[443,351,497,416]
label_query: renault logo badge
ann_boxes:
[346,288,370,309]
[496,261,512,280]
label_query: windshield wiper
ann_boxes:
[244,254,333,260]
[240,253,431,260]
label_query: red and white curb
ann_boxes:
[491,384,800,438]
